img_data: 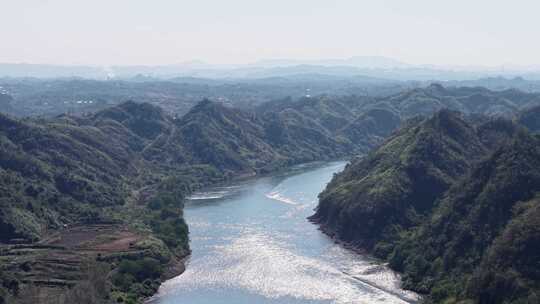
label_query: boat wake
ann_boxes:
[265,190,298,205]
[188,186,242,200]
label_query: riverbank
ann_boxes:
[307,217,422,304]
[308,216,368,255]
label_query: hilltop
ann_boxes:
[312,110,492,247]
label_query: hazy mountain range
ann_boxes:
[3,56,540,81]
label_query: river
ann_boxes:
[149,162,418,304]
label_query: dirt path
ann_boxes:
[92,232,141,252]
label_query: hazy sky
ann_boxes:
[2,0,540,66]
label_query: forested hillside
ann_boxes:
[2,84,540,303]
[3,84,539,245]
[312,108,540,303]
[517,105,540,133]
[0,94,15,116]
[0,102,191,303]
[0,97,378,303]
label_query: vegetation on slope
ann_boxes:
[390,132,540,303]
[0,94,14,116]
[0,96,384,303]
[517,105,540,133]
[3,83,540,303]
[258,84,540,156]
[0,102,191,303]
[313,110,491,248]
[313,109,540,303]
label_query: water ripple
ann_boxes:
[149,162,419,304]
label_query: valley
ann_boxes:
[1,83,540,303]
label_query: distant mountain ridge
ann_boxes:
[253,56,409,69]
[3,58,540,81]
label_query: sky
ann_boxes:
[2,0,540,67]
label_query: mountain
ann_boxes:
[258,97,359,163]
[0,93,15,115]
[3,84,540,302]
[0,98,374,303]
[336,107,401,154]
[151,97,368,175]
[254,56,409,69]
[442,76,540,93]
[517,105,540,133]
[0,111,132,242]
[5,76,540,119]
[312,110,492,247]
[4,61,540,81]
[256,85,540,157]
[172,100,279,173]
[380,84,538,118]
[312,109,540,303]
[0,102,186,303]
[0,107,181,303]
[391,131,540,303]
[256,95,399,155]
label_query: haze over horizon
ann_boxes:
[3,0,540,68]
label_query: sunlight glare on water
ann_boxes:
[149,162,419,304]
